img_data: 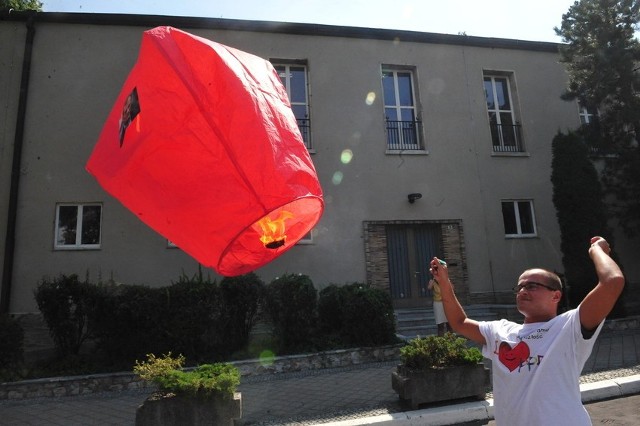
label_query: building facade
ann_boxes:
[1,11,638,315]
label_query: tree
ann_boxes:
[0,0,43,11]
[551,131,625,316]
[555,0,640,236]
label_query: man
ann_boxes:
[430,236,624,425]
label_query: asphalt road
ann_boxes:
[457,393,640,425]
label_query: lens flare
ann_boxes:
[259,349,275,366]
[340,149,353,164]
[332,171,344,185]
[427,78,445,95]
[365,92,376,105]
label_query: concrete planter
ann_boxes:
[135,391,241,426]
[391,363,490,409]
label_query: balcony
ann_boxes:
[490,122,524,153]
[386,120,423,150]
[297,118,311,149]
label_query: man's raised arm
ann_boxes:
[579,236,625,332]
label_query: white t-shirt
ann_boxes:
[479,307,602,426]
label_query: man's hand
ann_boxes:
[429,257,449,282]
[580,236,625,332]
[589,236,611,256]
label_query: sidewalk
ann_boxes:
[1,328,639,425]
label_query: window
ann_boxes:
[297,231,313,244]
[484,73,524,152]
[273,62,311,149]
[501,200,536,237]
[55,203,102,249]
[578,103,599,125]
[577,101,611,156]
[382,67,422,150]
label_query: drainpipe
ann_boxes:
[1,13,36,314]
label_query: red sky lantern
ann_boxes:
[86,26,324,276]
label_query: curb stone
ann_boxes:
[317,376,640,426]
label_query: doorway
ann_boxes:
[386,224,442,309]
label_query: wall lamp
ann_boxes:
[408,193,422,203]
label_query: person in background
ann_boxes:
[429,236,624,425]
[427,275,451,336]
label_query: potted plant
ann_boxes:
[391,333,490,409]
[134,353,242,426]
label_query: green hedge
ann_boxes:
[34,272,265,368]
[91,284,167,365]
[33,272,397,371]
[0,314,24,380]
[34,274,99,357]
[318,283,397,348]
[263,278,398,354]
[264,273,318,353]
[219,273,264,355]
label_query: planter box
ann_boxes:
[135,391,241,426]
[392,363,490,409]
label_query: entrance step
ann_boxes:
[395,304,523,340]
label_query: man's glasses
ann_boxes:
[512,281,560,293]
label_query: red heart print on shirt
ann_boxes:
[498,341,530,372]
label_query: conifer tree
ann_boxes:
[555,0,640,236]
[551,132,625,316]
[0,0,43,12]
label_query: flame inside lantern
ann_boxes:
[218,197,322,275]
[258,210,294,249]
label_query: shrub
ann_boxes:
[34,274,99,357]
[400,333,483,370]
[219,273,265,355]
[32,269,266,370]
[340,283,397,347]
[0,314,24,380]
[134,353,240,397]
[91,284,166,366]
[162,279,223,362]
[163,271,264,361]
[318,283,397,348]
[264,273,317,353]
[93,271,264,365]
[317,284,345,334]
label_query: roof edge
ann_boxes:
[1,10,560,53]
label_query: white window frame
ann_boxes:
[382,66,423,151]
[484,72,524,153]
[501,200,537,238]
[578,102,599,125]
[54,203,102,249]
[273,61,312,150]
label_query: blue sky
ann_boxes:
[42,0,577,43]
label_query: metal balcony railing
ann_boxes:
[490,122,525,152]
[386,120,423,150]
[296,118,311,149]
